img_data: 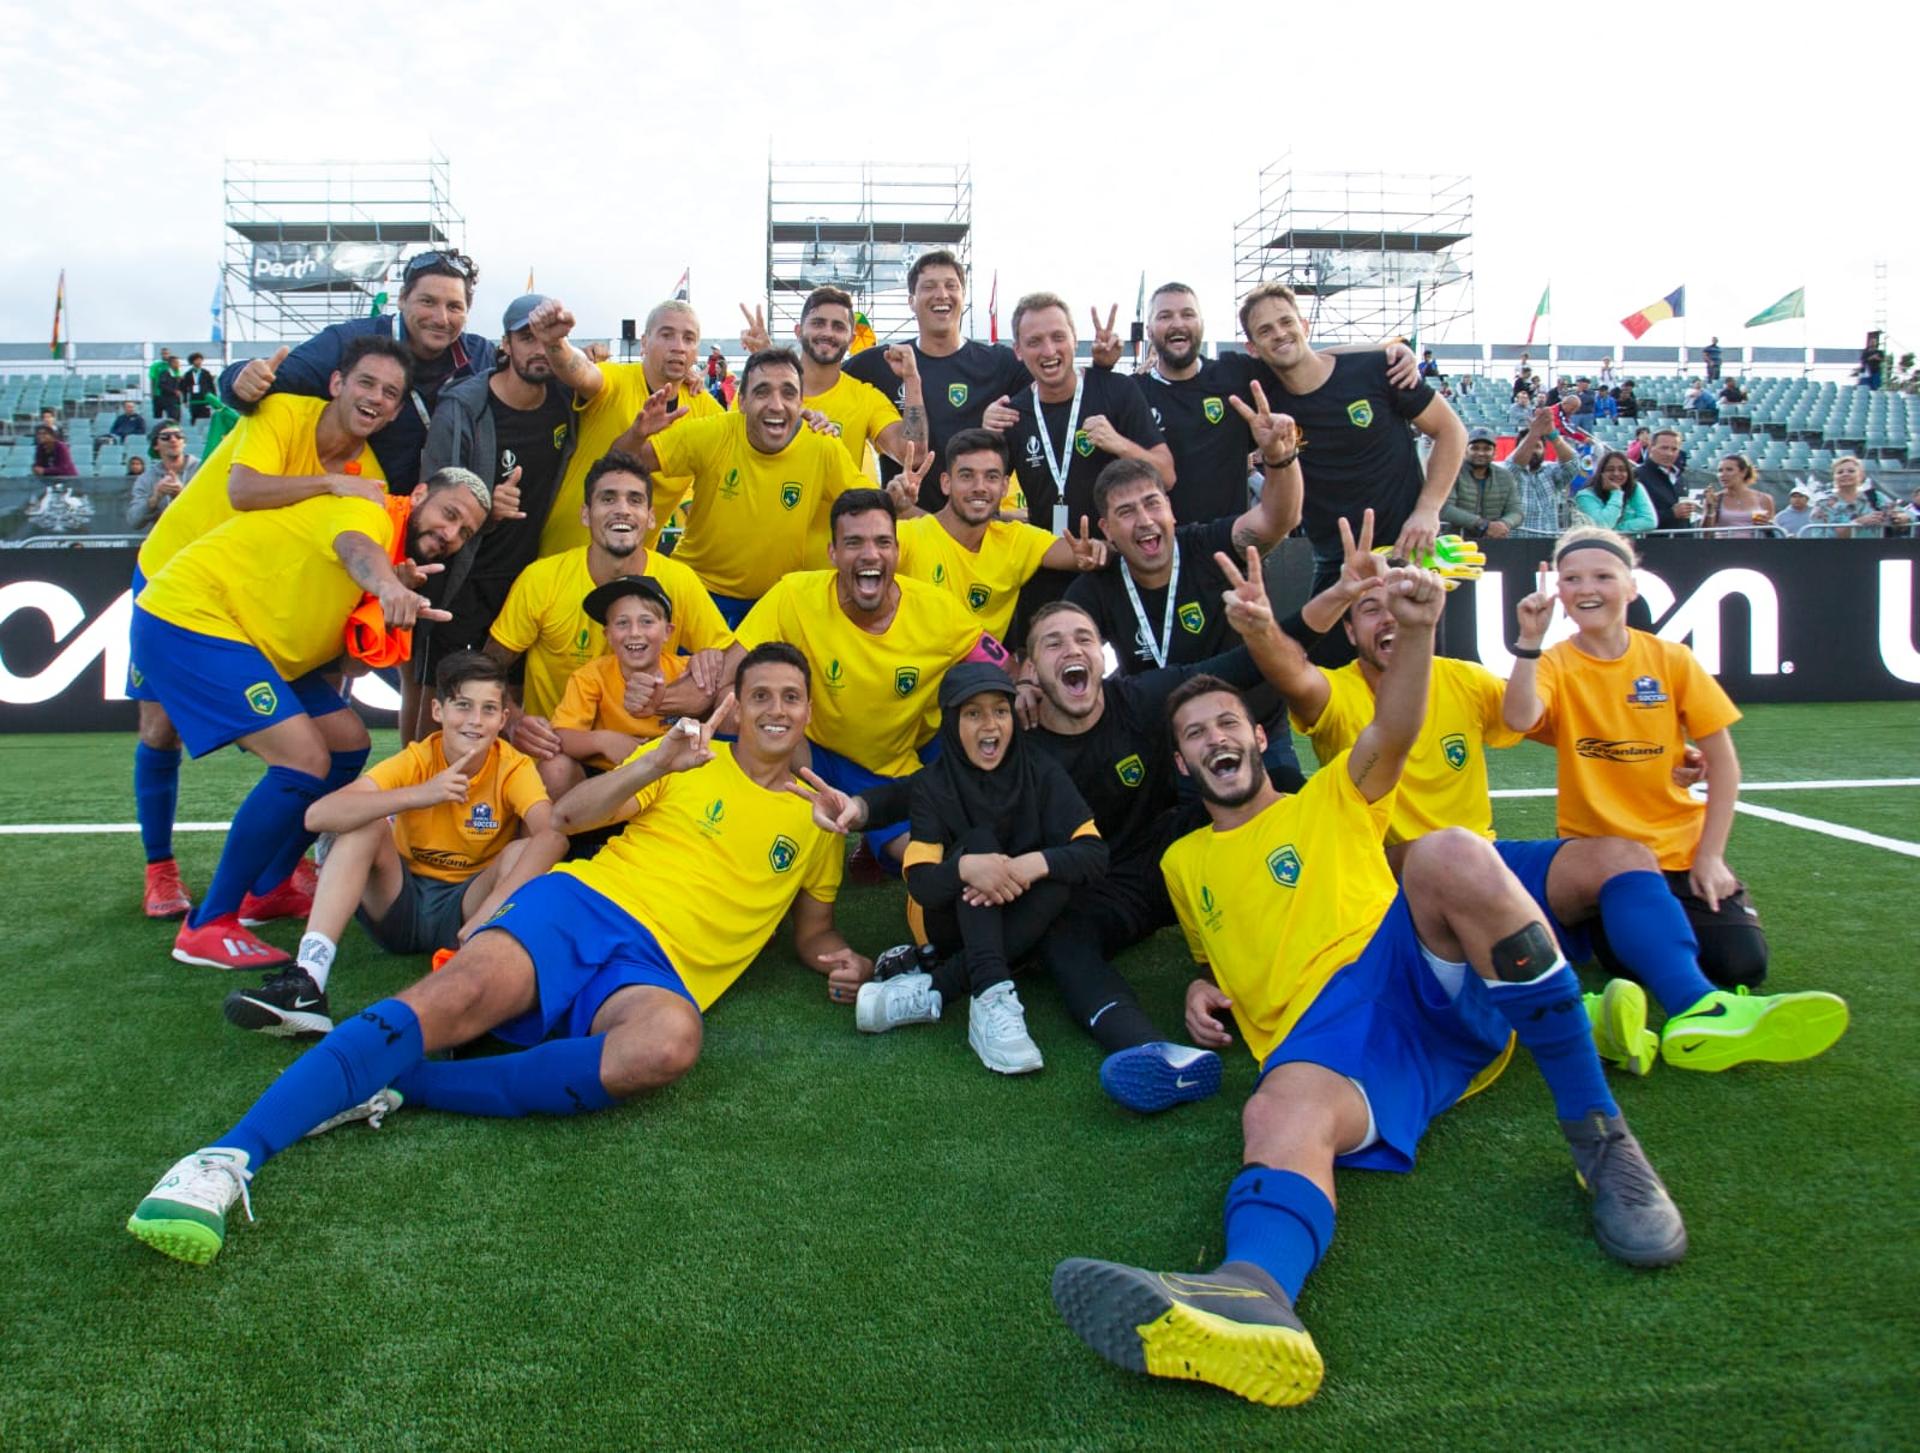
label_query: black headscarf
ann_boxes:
[909,662,1091,856]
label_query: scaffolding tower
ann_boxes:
[1233,160,1473,346]
[765,160,973,344]
[221,156,465,344]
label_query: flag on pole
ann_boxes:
[672,268,690,303]
[1745,287,1805,329]
[50,269,65,358]
[988,271,999,343]
[1620,286,1685,339]
[1132,271,1146,361]
[1525,284,1550,346]
[850,312,877,355]
[367,290,389,318]
[525,267,535,293]
[209,273,224,344]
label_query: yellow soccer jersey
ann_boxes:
[896,514,1055,643]
[1294,657,1522,845]
[736,571,985,777]
[138,493,393,679]
[1162,754,1399,1063]
[654,414,861,601]
[557,740,842,1010]
[366,733,548,883]
[805,372,902,468]
[538,365,723,558]
[488,546,734,719]
[137,394,385,579]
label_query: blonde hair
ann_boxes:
[1552,523,1638,567]
[1010,291,1073,342]
[1239,282,1302,338]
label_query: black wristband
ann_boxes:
[1263,449,1299,470]
[1509,643,1543,659]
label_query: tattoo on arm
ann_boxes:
[334,532,390,593]
[901,404,928,449]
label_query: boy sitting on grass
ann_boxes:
[223,651,567,1037]
[541,576,686,800]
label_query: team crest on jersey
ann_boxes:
[1442,733,1469,771]
[1203,396,1225,425]
[894,666,920,697]
[721,467,742,498]
[966,584,991,613]
[768,833,799,873]
[701,798,726,836]
[1627,675,1669,707]
[825,658,846,689]
[779,482,802,510]
[467,802,498,833]
[1178,602,1205,634]
[1115,754,1145,788]
[244,680,278,716]
[1073,430,1094,458]
[947,382,969,409]
[552,422,570,451]
[1199,884,1223,931]
[1267,845,1302,887]
[1346,400,1374,429]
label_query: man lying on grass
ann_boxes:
[129,643,869,1266]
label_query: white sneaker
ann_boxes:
[126,1148,254,1265]
[855,972,942,1033]
[968,981,1044,1075]
[305,1088,405,1139]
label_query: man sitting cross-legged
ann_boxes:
[128,644,867,1266]
[222,651,566,1037]
[1051,566,1687,1408]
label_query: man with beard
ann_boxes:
[133,461,488,970]
[612,349,864,624]
[1135,283,1420,521]
[1050,568,1688,1408]
[487,450,732,751]
[407,294,583,739]
[528,298,727,556]
[843,249,1124,508]
[738,286,927,472]
[220,251,494,490]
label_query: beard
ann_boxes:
[1189,757,1264,808]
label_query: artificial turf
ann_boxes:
[0,702,1915,1450]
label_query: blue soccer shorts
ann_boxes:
[1492,837,1593,964]
[128,607,346,758]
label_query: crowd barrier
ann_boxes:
[1,539,1915,733]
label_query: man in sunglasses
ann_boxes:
[126,423,202,532]
[216,251,495,490]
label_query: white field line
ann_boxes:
[1727,802,1920,860]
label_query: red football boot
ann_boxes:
[238,874,315,927]
[143,859,193,920]
[173,914,292,970]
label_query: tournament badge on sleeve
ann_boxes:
[1372,534,1486,591]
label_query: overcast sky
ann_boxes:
[1,1,1910,364]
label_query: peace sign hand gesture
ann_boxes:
[784,766,865,835]
[1228,381,1298,462]
[1066,514,1107,571]
[1088,305,1124,368]
[1337,509,1387,595]
[738,303,772,354]
[656,692,732,775]
[892,441,935,507]
[1214,545,1277,639]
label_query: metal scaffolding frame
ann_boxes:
[765,159,973,345]
[221,156,465,344]
[1233,159,1474,346]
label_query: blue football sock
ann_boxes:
[1222,1165,1336,1302]
[391,1036,613,1118]
[1486,961,1620,1121]
[247,747,368,897]
[214,999,422,1167]
[1596,871,1716,1015]
[133,742,181,864]
[192,765,327,926]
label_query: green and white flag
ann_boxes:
[1745,288,1804,328]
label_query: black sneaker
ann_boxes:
[1050,1258,1324,1406]
[223,966,333,1037]
[872,942,937,982]
[1562,1110,1688,1267]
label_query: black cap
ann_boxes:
[582,575,672,625]
[937,661,1017,712]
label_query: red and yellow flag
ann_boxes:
[1621,286,1685,340]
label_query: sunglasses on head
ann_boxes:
[403,251,475,281]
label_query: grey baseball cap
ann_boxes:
[1467,425,1498,444]
[502,294,552,334]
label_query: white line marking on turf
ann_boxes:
[1487,777,1920,800]
[1729,802,1920,860]
[0,821,235,835]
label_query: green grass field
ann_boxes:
[2,703,1916,1450]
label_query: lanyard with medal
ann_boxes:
[1032,368,1085,532]
[1120,538,1181,668]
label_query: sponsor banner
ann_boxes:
[247,242,401,293]
[0,547,398,731]
[1441,538,1920,703]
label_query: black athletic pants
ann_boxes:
[1036,857,1175,1054]
[916,827,1073,1001]
[1593,869,1769,990]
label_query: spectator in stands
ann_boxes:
[1810,456,1911,538]
[1858,333,1885,390]
[1511,364,1533,399]
[1508,406,1584,538]
[1634,428,1699,529]
[1773,485,1814,536]
[1616,380,1639,419]
[153,355,185,424]
[1626,425,1653,463]
[1418,349,1441,382]
[1442,426,1521,539]
[1569,376,1596,433]
[38,407,64,438]
[1575,451,1655,534]
[31,423,77,478]
[183,353,217,421]
[1599,356,1617,385]
[1507,388,1534,431]
[1594,386,1619,421]
[127,423,199,532]
[1719,378,1747,407]
[148,349,175,416]
[1688,381,1719,422]
[126,455,145,480]
[1701,454,1773,537]
[706,346,726,386]
[110,401,148,440]
[1704,336,1723,382]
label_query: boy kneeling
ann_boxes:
[224,651,567,1036]
[540,576,685,801]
